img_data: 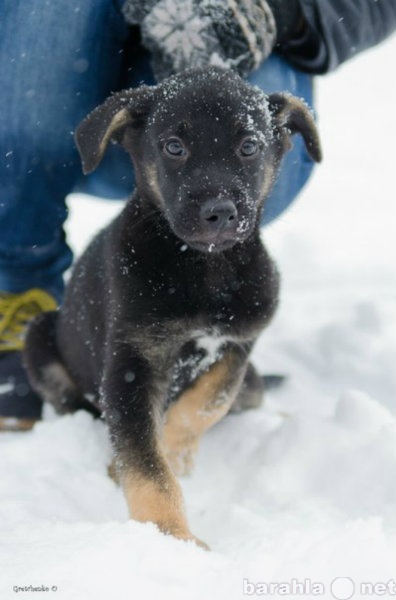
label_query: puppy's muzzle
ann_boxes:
[185,198,240,251]
[200,199,238,235]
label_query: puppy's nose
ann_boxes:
[200,199,237,231]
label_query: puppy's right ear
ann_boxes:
[75,86,154,174]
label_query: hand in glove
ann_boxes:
[123,0,277,80]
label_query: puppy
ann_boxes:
[24,67,321,547]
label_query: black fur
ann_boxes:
[24,68,320,537]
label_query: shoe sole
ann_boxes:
[0,416,38,432]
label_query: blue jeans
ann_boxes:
[0,0,314,301]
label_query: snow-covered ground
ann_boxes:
[1,37,395,600]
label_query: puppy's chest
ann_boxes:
[166,331,235,405]
[122,243,278,357]
[142,255,270,326]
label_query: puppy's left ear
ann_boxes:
[268,93,322,163]
[75,85,155,174]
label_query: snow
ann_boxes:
[1,37,395,599]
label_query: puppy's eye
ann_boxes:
[164,139,186,157]
[239,139,258,157]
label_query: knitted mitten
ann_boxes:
[122,0,277,80]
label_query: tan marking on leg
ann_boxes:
[121,463,208,549]
[162,351,246,476]
[107,459,119,483]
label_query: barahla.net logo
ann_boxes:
[243,577,396,598]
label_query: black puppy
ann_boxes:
[24,67,321,547]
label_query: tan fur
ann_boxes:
[144,163,164,205]
[107,460,118,482]
[162,351,245,476]
[114,352,246,545]
[98,108,130,162]
[276,95,307,127]
[260,164,276,200]
[274,95,321,162]
[121,462,208,547]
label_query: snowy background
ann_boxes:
[1,36,395,600]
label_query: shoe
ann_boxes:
[0,289,57,431]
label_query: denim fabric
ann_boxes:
[0,0,130,300]
[0,0,314,299]
[249,53,314,224]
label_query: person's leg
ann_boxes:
[0,0,130,300]
[0,0,130,427]
[76,26,156,200]
[248,53,315,225]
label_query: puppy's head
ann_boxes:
[76,67,321,253]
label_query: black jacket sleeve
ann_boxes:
[279,0,396,74]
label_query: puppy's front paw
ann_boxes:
[162,525,209,550]
[183,534,210,551]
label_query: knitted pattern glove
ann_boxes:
[122,0,277,80]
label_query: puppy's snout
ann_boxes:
[200,199,238,232]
